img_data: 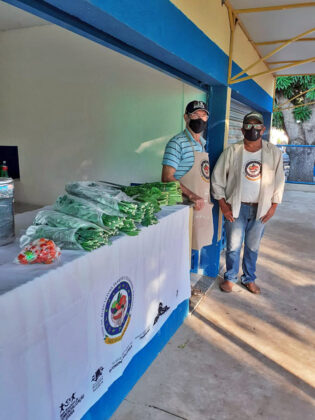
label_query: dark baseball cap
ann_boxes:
[185,100,209,115]
[243,111,264,124]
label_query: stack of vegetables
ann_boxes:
[54,194,121,235]
[66,181,158,230]
[20,181,182,252]
[20,210,112,251]
[153,181,183,206]
[118,200,157,227]
[65,182,142,235]
[120,181,183,210]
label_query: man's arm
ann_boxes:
[261,203,278,224]
[211,149,229,201]
[161,165,204,211]
[211,149,234,221]
[261,149,285,223]
[272,150,285,204]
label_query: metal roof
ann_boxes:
[227,0,315,81]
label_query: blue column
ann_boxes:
[198,85,230,277]
[262,111,272,141]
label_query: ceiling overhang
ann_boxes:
[225,1,315,85]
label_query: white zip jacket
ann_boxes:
[211,141,285,220]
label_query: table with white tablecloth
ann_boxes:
[0,205,190,420]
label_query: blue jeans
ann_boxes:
[224,203,265,284]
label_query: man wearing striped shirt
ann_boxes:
[162,100,209,210]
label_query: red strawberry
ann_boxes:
[120,295,127,306]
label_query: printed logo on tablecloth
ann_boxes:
[101,277,133,344]
[153,302,170,325]
[59,392,84,420]
[200,160,210,182]
[91,367,104,392]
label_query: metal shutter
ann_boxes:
[228,99,255,145]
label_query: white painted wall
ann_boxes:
[0,24,206,205]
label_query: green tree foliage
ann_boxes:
[273,75,315,128]
[293,105,312,123]
[272,110,284,129]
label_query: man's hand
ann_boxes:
[189,193,205,211]
[261,203,278,224]
[162,165,204,210]
[219,199,234,222]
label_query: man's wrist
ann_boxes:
[186,193,194,201]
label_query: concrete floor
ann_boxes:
[112,190,315,420]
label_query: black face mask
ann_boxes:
[244,127,261,142]
[189,118,207,134]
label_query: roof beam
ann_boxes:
[235,2,315,14]
[230,27,315,81]
[274,86,315,109]
[256,38,315,46]
[275,100,315,112]
[229,57,315,84]
[223,0,272,81]
[267,60,315,64]
[227,4,237,84]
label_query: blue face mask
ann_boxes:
[189,118,207,134]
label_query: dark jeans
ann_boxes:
[224,203,265,284]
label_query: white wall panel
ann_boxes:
[0,24,205,205]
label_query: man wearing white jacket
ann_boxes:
[211,111,285,294]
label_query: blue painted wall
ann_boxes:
[202,86,230,277]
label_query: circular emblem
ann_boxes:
[245,160,262,181]
[102,277,133,344]
[200,160,210,182]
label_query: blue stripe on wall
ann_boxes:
[4,0,273,111]
[231,63,274,113]
[82,299,189,420]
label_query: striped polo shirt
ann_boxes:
[162,129,206,179]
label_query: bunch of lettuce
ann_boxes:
[20,224,111,251]
[121,181,182,209]
[67,181,157,229]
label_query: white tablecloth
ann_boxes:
[0,205,190,420]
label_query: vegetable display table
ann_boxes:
[0,205,190,420]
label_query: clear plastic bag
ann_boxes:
[0,178,15,246]
[22,208,114,251]
[16,238,61,264]
[20,225,83,250]
[34,209,103,231]
[54,194,122,229]
[65,181,132,208]
[0,198,15,246]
